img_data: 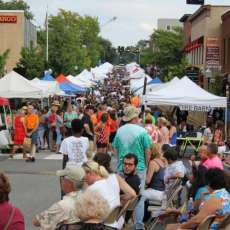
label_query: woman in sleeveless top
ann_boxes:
[10,108,27,159]
[142,144,167,202]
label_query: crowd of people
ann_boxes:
[0,66,230,230]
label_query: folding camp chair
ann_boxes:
[196,215,216,230]
[218,214,230,230]
[146,179,183,230]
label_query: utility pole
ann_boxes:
[45,5,49,63]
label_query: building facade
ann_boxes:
[0,10,37,73]
[180,5,230,87]
[221,11,230,75]
[157,18,182,31]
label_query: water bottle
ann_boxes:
[187,197,194,214]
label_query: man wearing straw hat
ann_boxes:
[113,105,152,230]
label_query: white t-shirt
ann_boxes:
[60,136,89,166]
[87,174,121,228]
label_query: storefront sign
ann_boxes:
[206,38,220,68]
[179,105,211,112]
[0,15,17,23]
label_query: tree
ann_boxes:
[0,0,33,19]
[98,37,117,64]
[15,42,44,79]
[37,9,103,75]
[136,27,186,80]
[0,49,10,77]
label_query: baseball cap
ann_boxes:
[56,165,85,182]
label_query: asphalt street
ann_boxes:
[0,151,62,230]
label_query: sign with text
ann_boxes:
[0,15,17,23]
[206,38,220,68]
[179,105,211,112]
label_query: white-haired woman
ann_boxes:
[82,161,136,229]
[73,190,115,230]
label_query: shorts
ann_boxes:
[109,132,116,143]
[96,142,108,148]
[31,131,38,145]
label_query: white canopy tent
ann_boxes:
[144,76,227,108]
[0,71,43,98]
[31,78,63,97]
[144,76,228,139]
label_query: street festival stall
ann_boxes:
[0,97,12,148]
[143,76,227,153]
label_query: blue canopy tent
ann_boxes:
[148,77,162,85]
[42,74,55,81]
[58,82,86,94]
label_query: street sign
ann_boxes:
[186,0,204,5]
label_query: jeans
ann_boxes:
[134,169,146,229]
[56,128,62,145]
[37,128,45,149]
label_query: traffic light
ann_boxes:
[186,0,204,5]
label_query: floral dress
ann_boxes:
[200,188,230,230]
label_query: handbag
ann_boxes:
[3,206,15,230]
[23,137,32,152]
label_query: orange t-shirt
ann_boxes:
[131,96,140,107]
[25,114,39,129]
[91,114,98,126]
[109,118,118,133]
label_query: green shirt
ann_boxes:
[64,112,78,128]
[113,123,152,172]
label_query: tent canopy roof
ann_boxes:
[145,76,227,108]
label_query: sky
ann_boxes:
[24,0,230,46]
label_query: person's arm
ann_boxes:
[145,148,151,167]
[116,174,136,199]
[180,197,221,229]
[30,116,39,134]
[146,161,158,185]
[83,123,93,136]
[62,155,68,169]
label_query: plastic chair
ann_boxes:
[104,206,122,224]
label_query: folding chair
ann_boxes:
[196,215,216,230]
[104,206,122,224]
[218,214,230,230]
[146,179,183,230]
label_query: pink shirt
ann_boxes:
[202,155,224,170]
[0,202,25,230]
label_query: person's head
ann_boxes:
[122,106,140,124]
[109,110,116,120]
[56,165,85,194]
[84,105,94,116]
[123,153,138,175]
[75,190,110,222]
[82,161,109,185]
[206,120,213,129]
[0,172,11,203]
[207,143,218,157]
[150,144,161,160]
[161,144,170,154]
[101,113,108,123]
[57,109,63,116]
[157,117,167,128]
[93,153,112,173]
[67,104,73,113]
[19,106,27,115]
[51,105,58,113]
[216,120,224,130]
[206,168,227,192]
[27,105,34,114]
[145,114,153,124]
[71,119,83,135]
[198,145,208,161]
[163,147,178,164]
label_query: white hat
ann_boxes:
[56,165,85,182]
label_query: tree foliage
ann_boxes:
[137,27,187,80]
[0,49,10,77]
[0,0,33,19]
[15,42,44,79]
[38,9,103,75]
